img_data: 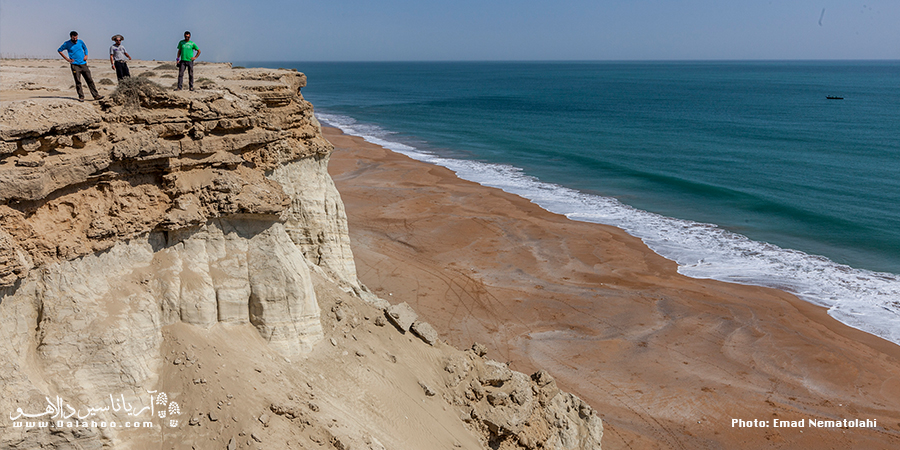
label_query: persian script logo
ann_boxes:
[9,390,182,429]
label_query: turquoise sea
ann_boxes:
[242,61,900,345]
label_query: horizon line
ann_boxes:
[231,58,900,64]
[4,55,898,64]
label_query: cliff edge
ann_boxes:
[0,60,602,449]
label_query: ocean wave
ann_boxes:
[318,112,900,346]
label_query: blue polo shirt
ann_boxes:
[58,40,88,65]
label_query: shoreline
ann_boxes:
[321,123,900,356]
[313,111,900,349]
[324,125,900,449]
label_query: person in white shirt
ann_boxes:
[109,34,132,81]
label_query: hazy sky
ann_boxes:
[2,1,898,62]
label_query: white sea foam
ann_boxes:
[319,112,900,346]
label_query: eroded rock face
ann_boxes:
[269,155,358,284]
[0,218,319,390]
[0,71,350,288]
[444,346,604,449]
[0,68,341,446]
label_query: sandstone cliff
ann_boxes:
[0,60,602,449]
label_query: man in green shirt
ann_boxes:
[176,31,201,91]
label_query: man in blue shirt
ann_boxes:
[57,31,102,102]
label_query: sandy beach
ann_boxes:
[325,126,900,449]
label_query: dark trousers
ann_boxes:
[71,63,100,99]
[114,61,130,80]
[177,60,194,89]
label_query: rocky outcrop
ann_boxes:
[0,66,355,447]
[0,71,348,286]
[0,62,601,449]
[444,347,604,449]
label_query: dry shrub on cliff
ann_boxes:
[154,63,177,71]
[111,76,167,108]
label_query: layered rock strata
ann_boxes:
[0,62,601,449]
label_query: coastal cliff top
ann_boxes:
[1,59,304,104]
[0,59,331,287]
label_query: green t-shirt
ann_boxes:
[177,40,199,61]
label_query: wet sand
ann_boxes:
[324,126,900,449]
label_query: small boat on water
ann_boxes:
[826,96,844,100]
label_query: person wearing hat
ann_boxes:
[109,34,132,80]
[57,31,102,102]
